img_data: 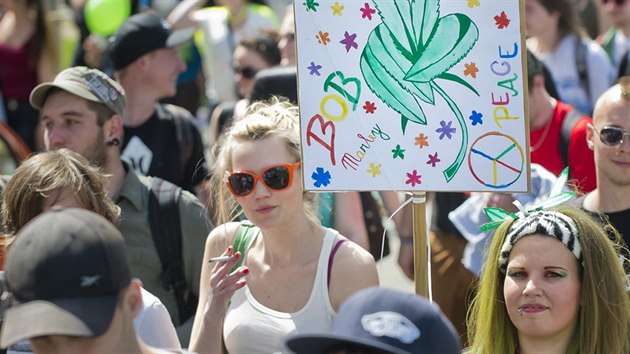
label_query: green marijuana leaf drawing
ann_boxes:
[360,0,479,182]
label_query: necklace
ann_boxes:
[530,118,552,152]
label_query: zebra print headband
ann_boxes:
[498,210,581,273]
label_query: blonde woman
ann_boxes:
[190,98,378,353]
[467,205,630,354]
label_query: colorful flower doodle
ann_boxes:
[363,101,377,114]
[340,31,359,52]
[436,120,456,140]
[303,0,320,12]
[467,0,480,8]
[308,61,322,76]
[405,169,421,187]
[311,167,331,187]
[427,152,441,167]
[392,144,405,159]
[494,11,511,29]
[331,2,344,16]
[414,133,429,148]
[469,110,483,126]
[359,0,479,182]
[360,3,376,20]
[367,162,382,177]
[464,62,479,78]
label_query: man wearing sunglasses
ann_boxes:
[583,77,630,246]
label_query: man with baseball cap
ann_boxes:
[108,12,209,198]
[286,287,460,354]
[29,66,212,345]
[0,207,182,353]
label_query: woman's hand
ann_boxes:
[205,246,249,315]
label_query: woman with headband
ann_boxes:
[466,205,630,354]
[189,98,378,354]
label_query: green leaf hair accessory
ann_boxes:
[479,167,576,232]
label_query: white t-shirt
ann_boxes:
[7,288,181,353]
[135,288,181,350]
[223,228,338,353]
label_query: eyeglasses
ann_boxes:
[592,125,630,146]
[233,66,258,79]
[602,0,626,5]
[225,162,301,197]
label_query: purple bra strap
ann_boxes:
[327,238,347,287]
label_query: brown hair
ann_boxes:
[2,148,120,245]
[535,0,588,38]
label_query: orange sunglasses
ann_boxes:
[225,162,301,197]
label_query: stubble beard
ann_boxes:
[84,133,108,168]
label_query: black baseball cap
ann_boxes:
[286,287,461,354]
[0,208,132,348]
[109,12,195,70]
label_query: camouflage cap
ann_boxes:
[30,66,126,117]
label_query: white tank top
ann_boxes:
[223,228,338,354]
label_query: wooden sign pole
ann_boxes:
[412,192,430,298]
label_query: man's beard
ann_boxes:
[82,133,108,168]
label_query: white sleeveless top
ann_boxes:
[223,228,338,354]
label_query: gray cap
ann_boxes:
[30,66,126,117]
[0,207,132,348]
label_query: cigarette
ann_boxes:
[209,255,233,263]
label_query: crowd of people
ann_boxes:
[1,0,630,353]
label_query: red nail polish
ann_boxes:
[242,268,249,275]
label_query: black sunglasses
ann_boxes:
[593,125,630,146]
[602,0,626,5]
[233,66,258,79]
[225,162,301,197]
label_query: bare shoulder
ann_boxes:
[328,234,379,310]
[333,236,377,270]
[205,222,243,256]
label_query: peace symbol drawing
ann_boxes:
[468,131,525,189]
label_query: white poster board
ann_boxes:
[296,0,529,192]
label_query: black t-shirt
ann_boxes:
[580,200,630,275]
[583,208,630,248]
[121,104,208,193]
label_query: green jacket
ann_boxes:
[117,165,212,344]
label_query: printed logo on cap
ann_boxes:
[84,73,119,103]
[361,311,420,344]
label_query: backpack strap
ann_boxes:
[230,220,257,272]
[164,104,194,183]
[575,38,591,104]
[148,177,198,324]
[559,108,583,167]
[619,49,630,79]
